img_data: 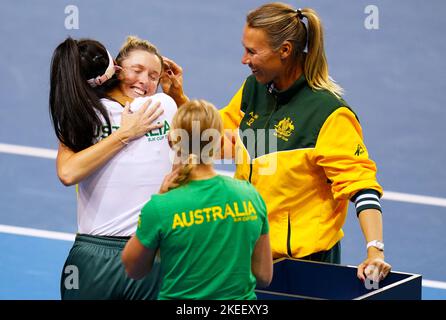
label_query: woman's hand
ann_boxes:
[356,209,391,284]
[158,167,181,194]
[160,57,189,106]
[357,248,392,283]
[118,99,164,143]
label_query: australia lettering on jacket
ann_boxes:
[172,200,258,229]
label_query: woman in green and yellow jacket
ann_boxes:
[162,2,391,283]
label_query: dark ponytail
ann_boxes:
[49,37,112,152]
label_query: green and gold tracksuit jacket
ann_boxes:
[220,75,383,259]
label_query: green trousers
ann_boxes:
[300,242,341,264]
[60,234,160,300]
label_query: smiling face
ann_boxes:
[241,25,284,85]
[118,49,162,98]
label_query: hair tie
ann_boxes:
[296,8,304,20]
[87,50,118,87]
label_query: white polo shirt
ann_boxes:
[77,93,177,236]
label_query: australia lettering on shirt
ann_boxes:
[172,200,258,229]
[97,121,171,142]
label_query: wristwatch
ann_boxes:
[367,240,384,251]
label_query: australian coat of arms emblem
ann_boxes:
[274,117,295,141]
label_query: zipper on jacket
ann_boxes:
[248,163,253,183]
[264,98,278,131]
[287,212,292,257]
[249,95,277,183]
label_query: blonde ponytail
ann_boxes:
[169,100,223,188]
[301,8,344,98]
[174,154,199,186]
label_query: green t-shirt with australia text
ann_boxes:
[136,175,269,300]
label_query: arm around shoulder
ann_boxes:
[56,131,128,186]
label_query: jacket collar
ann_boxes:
[266,75,307,105]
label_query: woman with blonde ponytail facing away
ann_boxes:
[162,2,391,283]
[122,100,273,299]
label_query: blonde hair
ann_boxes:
[116,35,163,71]
[247,3,344,98]
[170,100,223,186]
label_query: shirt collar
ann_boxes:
[107,87,134,107]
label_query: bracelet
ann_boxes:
[117,135,129,146]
